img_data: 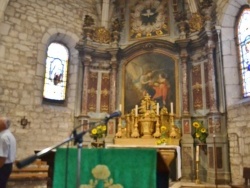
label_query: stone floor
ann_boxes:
[170,182,233,188]
[7,180,238,188]
[7,180,47,188]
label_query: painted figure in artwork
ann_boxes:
[139,71,155,96]
[151,73,170,106]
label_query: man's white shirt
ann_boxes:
[0,129,16,164]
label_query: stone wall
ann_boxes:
[217,0,250,185]
[227,101,250,184]
[0,0,93,159]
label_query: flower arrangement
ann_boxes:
[156,125,169,145]
[90,125,107,140]
[192,121,208,143]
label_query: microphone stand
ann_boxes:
[72,128,84,188]
[16,120,106,187]
[16,131,87,168]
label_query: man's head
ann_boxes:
[0,117,10,131]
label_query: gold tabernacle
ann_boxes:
[114,94,181,146]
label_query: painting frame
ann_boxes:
[122,52,179,115]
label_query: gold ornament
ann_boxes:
[92,27,111,44]
[189,13,203,33]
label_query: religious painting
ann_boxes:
[107,119,116,137]
[124,53,176,114]
[183,119,191,134]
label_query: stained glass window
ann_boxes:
[43,43,69,102]
[237,8,250,97]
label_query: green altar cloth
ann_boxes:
[53,148,157,188]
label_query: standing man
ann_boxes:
[0,117,16,188]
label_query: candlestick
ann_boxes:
[170,102,173,114]
[119,104,122,111]
[195,160,201,184]
[195,145,201,184]
[196,145,199,161]
[135,105,138,116]
[156,103,159,115]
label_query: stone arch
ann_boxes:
[218,0,249,106]
[35,28,80,110]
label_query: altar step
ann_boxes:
[170,182,232,188]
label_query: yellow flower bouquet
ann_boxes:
[156,125,169,145]
[192,121,208,143]
[90,125,107,140]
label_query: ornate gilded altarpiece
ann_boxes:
[115,50,181,174]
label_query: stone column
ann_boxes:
[203,7,218,113]
[206,45,218,113]
[176,39,194,181]
[101,0,110,29]
[109,51,118,112]
[202,5,230,184]
[176,39,190,116]
[81,55,91,115]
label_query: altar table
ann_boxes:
[53,148,157,188]
[106,144,182,180]
[37,146,180,188]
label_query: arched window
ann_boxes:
[237,7,250,98]
[43,42,69,103]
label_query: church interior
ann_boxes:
[1,0,250,187]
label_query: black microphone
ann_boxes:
[16,154,38,169]
[105,111,122,121]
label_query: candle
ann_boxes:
[170,102,173,114]
[119,104,122,111]
[196,145,199,161]
[156,103,159,115]
[135,105,138,116]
